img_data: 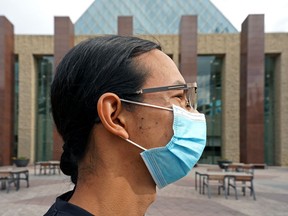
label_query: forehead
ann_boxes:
[136,49,185,88]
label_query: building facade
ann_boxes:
[0,14,288,166]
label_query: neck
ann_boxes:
[68,126,157,215]
[69,168,156,216]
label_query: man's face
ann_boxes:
[126,49,189,150]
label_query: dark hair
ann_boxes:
[51,35,161,184]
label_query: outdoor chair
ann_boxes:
[202,168,226,199]
[227,174,256,200]
[35,161,61,175]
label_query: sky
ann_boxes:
[0,0,287,34]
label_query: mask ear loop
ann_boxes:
[123,138,147,151]
[120,99,173,111]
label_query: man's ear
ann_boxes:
[97,93,129,139]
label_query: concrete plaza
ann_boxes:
[0,165,287,216]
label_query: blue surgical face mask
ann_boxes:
[120,99,207,189]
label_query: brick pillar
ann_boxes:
[179,15,197,82]
[240,15,265,164]
[0,16,14,165]
[53,17,74,160]
[118,16,133,36]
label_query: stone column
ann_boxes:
[240,15,265,163]
[0,16,14,165]
[118,16,133,36]
[53,17,74,160]
[179,15,197,82]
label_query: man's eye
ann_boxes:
[175,94,184,99]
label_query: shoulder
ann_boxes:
[43,191,94,216]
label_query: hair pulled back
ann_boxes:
[51,35,161,184]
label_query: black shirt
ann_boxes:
[44,191,94,216]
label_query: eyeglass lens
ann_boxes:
[186,88,197,109]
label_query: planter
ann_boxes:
[13,159,30,167]
[217,160,232,169]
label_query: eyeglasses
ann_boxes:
[134,82,197,109]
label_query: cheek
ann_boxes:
[137,112,174,149]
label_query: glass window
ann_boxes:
[264,55,276,165]
[35,56,54,161]
[13,55,19,157]
[197,56,223,164]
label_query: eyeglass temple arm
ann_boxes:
[137,83,197,94]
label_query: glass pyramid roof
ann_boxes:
[75,0,237,35]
